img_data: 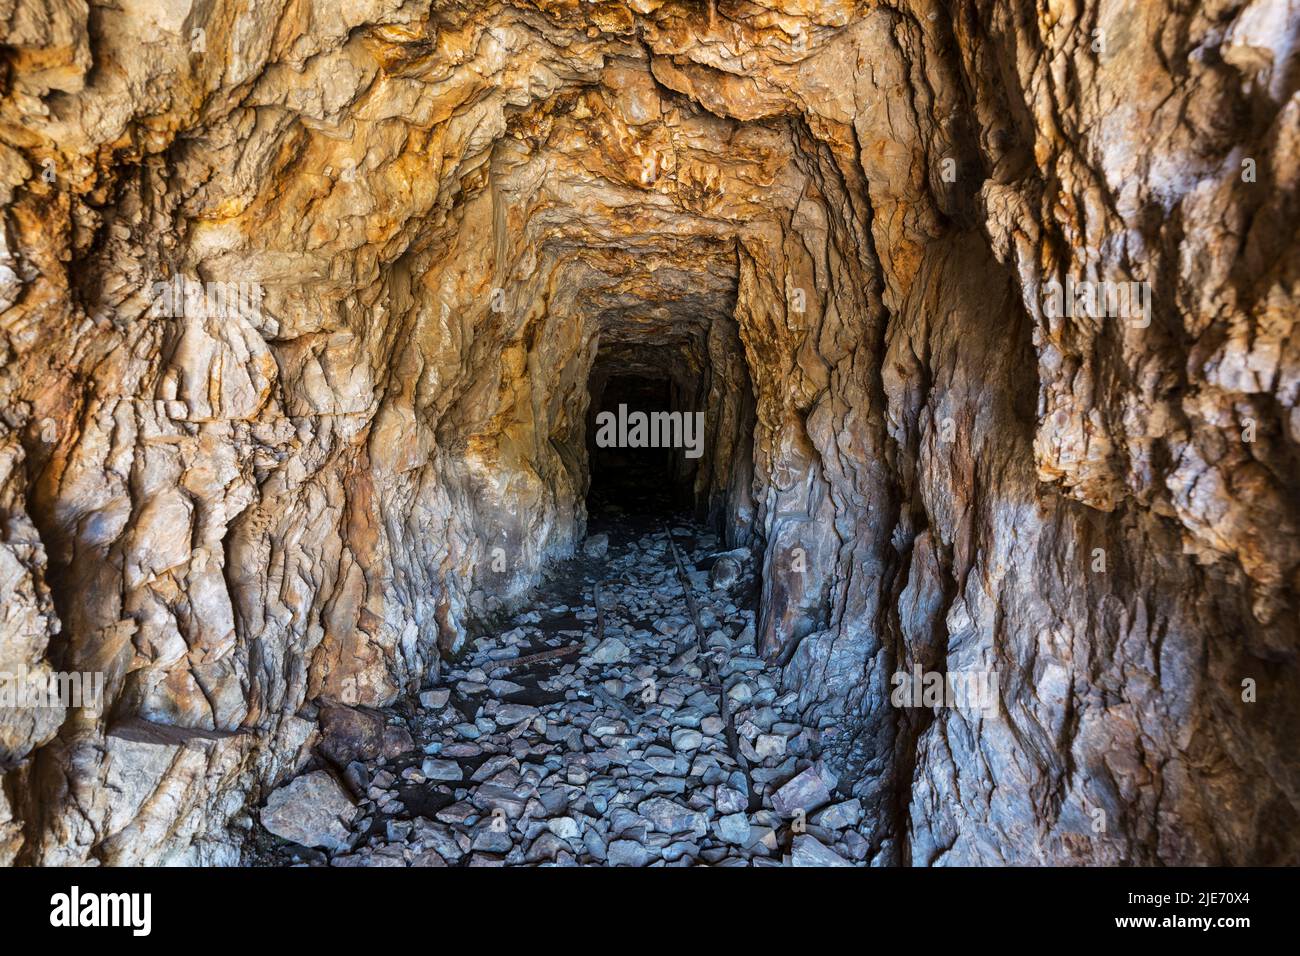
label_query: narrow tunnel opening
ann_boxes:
[585,369,692,526]
[577,304,760,556]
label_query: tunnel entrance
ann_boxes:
[585,371,689,524]
[581,313,758,549]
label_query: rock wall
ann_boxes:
[0,0,1295,864]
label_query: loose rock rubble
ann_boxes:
[256,522,865,867]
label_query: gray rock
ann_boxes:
[413,821,467,862]
[525,831,569,863]
[472,784,531,818]
[471,754,520,783]
[715,786,747,814]
[709,555,742,590]
[420,758,462,782]
[638,797,708,836]
[670,727,703,751]
[715,812,751,845]
[583,828,608,862]
[495,703,540,725]
[591,637,630,664]
[662,840,700,863]
[261,771,358,851]
[368,844,408,866]
[442,742,482,758]
[419,688,451,709]
[771,765,834,817]
[547,816,581,840]
[790,834,853,867]
[812,798,864,830]
[471,824,514,854]
[607,839,656,867]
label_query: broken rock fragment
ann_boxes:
[771,765,835,818]
[261,772,358,852]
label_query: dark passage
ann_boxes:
[586,373,681,521]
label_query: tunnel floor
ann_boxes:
[251,520,861,866]
[584,458,684,541]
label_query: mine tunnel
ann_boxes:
[585,370,682,519]
[0,0,1295,880]
[583,328,754,533]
